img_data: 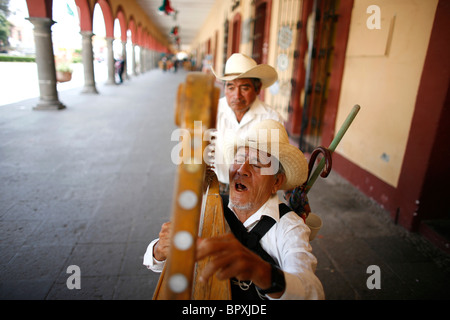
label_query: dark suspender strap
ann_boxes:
[221,196,293,264]
[250,203,292,244]
[278,203,292,218]
[248,216,275,246]
[221,195,249,244]
[220,195,293,300]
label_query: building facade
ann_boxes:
[191,0,450,251]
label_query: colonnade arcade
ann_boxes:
[25,0,171,110]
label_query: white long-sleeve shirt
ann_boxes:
[214,96,284,184]
[143,195,325,300]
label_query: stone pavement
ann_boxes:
[0,68,449,300]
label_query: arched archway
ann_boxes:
[128,17,137,44]
[25,0,52,18]
[96,0,115,84]
[97,0,114,38]
[74,0,92,31]
[116,6,128,42]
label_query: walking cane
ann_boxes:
[287,105,361,216]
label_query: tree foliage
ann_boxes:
[0,0,10,17]
[0,0,10,49]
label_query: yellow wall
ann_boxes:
[191,0,229,71]
[335,0,438,187]
[191,0,255,73]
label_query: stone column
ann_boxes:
[28,17,65,110]
[144,48,149,72]
[148,50,152,70]
[143,48,147,72]
[80,31,98,94]
[132,44,137,76]
[106,37,116,85]
[140,46,145,74]
[151,50,156,69]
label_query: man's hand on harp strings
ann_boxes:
[196,233,284,299]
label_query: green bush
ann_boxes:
[56,63,73,73]
[0,55,36,62]
[71,56,82,63]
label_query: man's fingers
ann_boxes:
[199,254,230,282]
[196,233,260,283]
[160,222,172,233]
[159,222,171,237]
[196,233,235,261]
[199,249,254,283]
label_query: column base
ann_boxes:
[33,100,66,111]
[81,86,99,94]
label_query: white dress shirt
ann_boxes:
[143,195,325,300]
[214,96,284,184]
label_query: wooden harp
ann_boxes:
[153,72,231,300]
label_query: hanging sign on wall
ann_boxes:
[278,25,293,49]
[277,53,289,71]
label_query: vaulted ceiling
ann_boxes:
[135,0,217,52]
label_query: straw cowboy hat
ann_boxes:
[211,53,278,89]
[223,119,308,190]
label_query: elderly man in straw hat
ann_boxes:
[144,120,324,300]
[210,53,284,191]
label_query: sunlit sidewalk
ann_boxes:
[0,61,109,107]
[0,68,186,299]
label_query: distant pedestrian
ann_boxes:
[115,57,125,83]
[173,58,178,73]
